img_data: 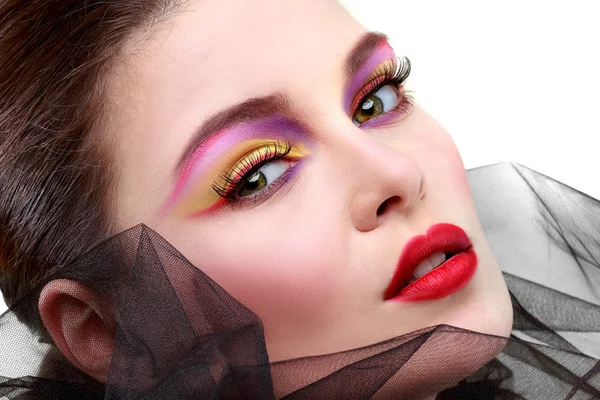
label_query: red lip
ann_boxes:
[384,223,478,302]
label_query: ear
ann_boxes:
[38,279,115,384]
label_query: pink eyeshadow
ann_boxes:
[161,116,311,213]
[344,41,397,114]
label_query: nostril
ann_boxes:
[376,196,401,216]
[376,200,388,216]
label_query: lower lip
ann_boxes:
[390,246,477,302]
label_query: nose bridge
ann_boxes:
[342,131,424,232]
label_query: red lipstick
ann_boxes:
[384,223,477,302]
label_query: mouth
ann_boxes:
[384,223,478,302]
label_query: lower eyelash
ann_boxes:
[225,161,302,210]
[211,141,293,201]
[359,89,415,129]
[391,88,414,114]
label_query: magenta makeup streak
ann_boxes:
[359,105,407,129]
[163,116,311,211]
[187,198,227,218]
[344,41,397,114]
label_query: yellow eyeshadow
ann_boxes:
[350,59,398,114]
[219,143,307,186]
[370,59,397,79]
[173,140,309,217]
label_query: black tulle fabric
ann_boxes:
[1,162,599,399]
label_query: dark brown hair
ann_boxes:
[0,0,184,311]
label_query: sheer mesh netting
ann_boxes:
[1,162,599,399]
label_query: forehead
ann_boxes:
[124,0,363,102]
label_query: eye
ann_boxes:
[211,141,308,209]
[352,85,399,126]
[237,159,296,197]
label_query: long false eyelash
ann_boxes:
[386,56,411,87]
[351,56,412,113]
[211,141,293,200]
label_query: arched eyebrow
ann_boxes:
[173,93,291,178]
[174,31,390,178]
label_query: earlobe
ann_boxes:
[38,279,115,384]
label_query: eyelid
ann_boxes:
[224,143,306,183]
[169,140,287,217]
[174,140,309,217]
[348,58,400,114]
[223,144,288,184]
[213,141,306,198]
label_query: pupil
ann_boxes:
[362,98,375,116]
[246,179,259,190]
[238,171,267,197]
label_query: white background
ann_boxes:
[1,1,599,314]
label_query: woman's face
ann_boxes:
[111,0,512,386]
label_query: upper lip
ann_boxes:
[383,223,473,300]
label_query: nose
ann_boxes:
[347,139,424,232]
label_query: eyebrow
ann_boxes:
[174,31,390,178]
[344,31,389,82]
[174,93,291,176]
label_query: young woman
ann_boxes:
[1,1,598,398]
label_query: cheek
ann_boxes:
[181,197,346,329]
[446,145,472,200]
[420,119,473,204]
[438,143,472,201]
[388,107,472,205]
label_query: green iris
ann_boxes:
[237,170,267,197]
[353,95,384,124]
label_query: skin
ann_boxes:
[38,0,513,397]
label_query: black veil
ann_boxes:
[1,162,599,399]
